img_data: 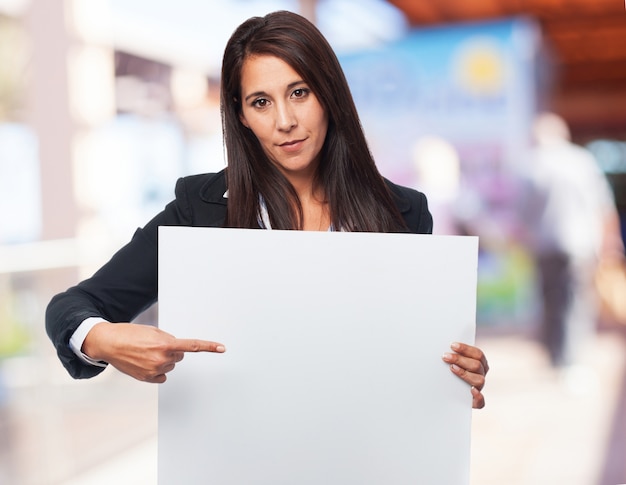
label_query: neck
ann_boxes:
[289,176,329,231]
[301,197,330,231]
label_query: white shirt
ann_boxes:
[525,139,614,259]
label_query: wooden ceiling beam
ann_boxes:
[552,89,626,128]
[519,0,622,18]
[389,0,624,23]
[547,34,626,64]
[557,60,626,89]
[541,14,626,30]
[388,0,509,24]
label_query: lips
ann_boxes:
[279,138,305,152]
[280,138,304,146]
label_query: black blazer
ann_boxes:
[46,170,433,378]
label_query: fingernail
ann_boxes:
[442,352,453,361]
[451,364,460,372]
[451,342,461,351]
[216,345,226,352]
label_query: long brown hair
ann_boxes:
[221,10,407,232]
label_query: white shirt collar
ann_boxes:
[257,195,335,231]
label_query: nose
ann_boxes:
[275,102,296,131]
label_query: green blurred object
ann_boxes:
[0,293,30,358]
[476,244,537,327]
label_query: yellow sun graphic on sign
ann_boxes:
[453,38,507,96]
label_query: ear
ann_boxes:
[239,112,250,129]
[235,97,250,129]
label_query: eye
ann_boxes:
[252,98,269,108]
[292,88,310,99]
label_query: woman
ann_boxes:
[46,11,488,408]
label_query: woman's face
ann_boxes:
[239,55,328,185]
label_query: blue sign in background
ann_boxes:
[340,17,539,184]
[340,18,542,327]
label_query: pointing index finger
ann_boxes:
[172,338,226,353]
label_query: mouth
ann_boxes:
[278,138,306,152]
[279,138,305,147]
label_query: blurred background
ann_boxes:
[1,0,625,483]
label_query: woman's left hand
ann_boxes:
[442,342,489,409]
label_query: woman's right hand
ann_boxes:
[82,322,226,383]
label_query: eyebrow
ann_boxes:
[243,80,307,103]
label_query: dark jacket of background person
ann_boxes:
[46,169,433,379]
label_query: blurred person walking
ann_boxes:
[521,112,623,377]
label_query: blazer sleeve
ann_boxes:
[45,176,196,379]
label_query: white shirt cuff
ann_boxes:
[69,317,109,367]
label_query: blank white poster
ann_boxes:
[158,227,478,485]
